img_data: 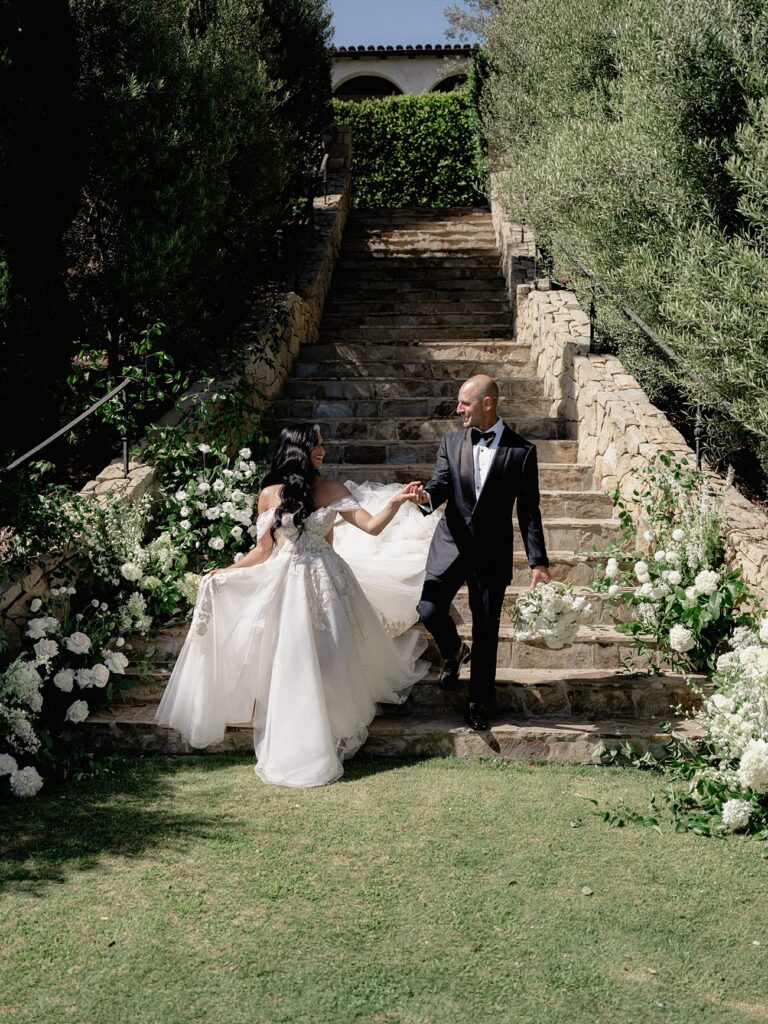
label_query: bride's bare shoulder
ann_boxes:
[313,479,350,505]
[258,484,282,512]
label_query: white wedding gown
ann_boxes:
[155,483,439,788]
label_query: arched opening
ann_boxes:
[333,75,403,102]
[432,75,467,93]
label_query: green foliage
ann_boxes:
[332,92,484,208]
[483,0,768,485]
[0,0,331,462]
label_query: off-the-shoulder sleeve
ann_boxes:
[328,495,362,512]
[255,508,276,540]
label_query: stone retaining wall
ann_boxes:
[1,126,352,647]
[490,191,768,600]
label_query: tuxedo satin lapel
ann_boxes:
[473,425,511,514]
[458,430,476,513]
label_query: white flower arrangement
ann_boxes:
[9,765,43,798]
[513,582,591,649]
[721,799,752,831]
[65,700,89,724]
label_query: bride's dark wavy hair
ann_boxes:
[261,424,321,537]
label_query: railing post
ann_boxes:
[694,405,706,471]
[589,283,596,347]
[120,383,129,478]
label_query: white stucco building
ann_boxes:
[331,43,478,101]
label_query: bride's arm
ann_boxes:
[212,489,277,571]
[335,483,420,536]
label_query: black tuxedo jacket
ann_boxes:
[422,423,549,587]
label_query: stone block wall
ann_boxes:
[1,126,352,647]
[491,194,768,600]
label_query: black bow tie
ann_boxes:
[471,429,496,446]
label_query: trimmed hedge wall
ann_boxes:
[331,92,484,208]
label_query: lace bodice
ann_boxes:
[255,497,361,548]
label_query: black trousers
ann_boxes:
[417,557,507,705]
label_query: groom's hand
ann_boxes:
[530,565,551,587]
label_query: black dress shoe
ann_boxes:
[438,641,471,690]
[465,702,489,730]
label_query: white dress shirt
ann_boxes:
[472,418,503,498]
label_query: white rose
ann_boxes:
[91,664,110,688]
[721,799,752,832]
[121,562,143,582]
[204,506,221,520]
[25,617,56,640]
[104,651,129,674]
[669,624,695,654]
[10,766,44,798]
[64,631,91,655]
[65,700,89,724]
[116,637,125,648]
[634,561,650,583]
[213,480,225,493]
[179,520,191,531]
[247,525,259,538]
[230,526,243,540]
[180,505,191,516]
[53,668,75,692]
[208,537,225,551]
[672,528,685,542]
[238,447,252,460]
[608,584,619,596]
[198,443,211,454]
[0,753,18,776]
[233,552,244,563]
[75,668,94,689]
[175,490,189,502]
[33,638,59,662]
[605,557,619,579]
[197,481,211,494]
[29,598,42,613]
[91,599,100,608]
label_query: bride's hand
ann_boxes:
[393,482,423,506]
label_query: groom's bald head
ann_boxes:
[457,374,499,430]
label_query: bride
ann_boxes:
[155,424,438,788]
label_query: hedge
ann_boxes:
[331,92,485,208]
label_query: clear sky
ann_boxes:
[329,0,479,47]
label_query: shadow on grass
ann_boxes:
[0,753,250,896]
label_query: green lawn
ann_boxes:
[1,754,766,1024]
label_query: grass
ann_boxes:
[1,754,767,1024]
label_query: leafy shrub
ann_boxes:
[331,92,484,207]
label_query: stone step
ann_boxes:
[324,299,510,316]
[296,416,570,443]
[331,463,594,491]
[386,668,704,719]
[342,241,499,256]
[291,360,534,382]
[76,703,701,763]
[282,379,549,406]
[321,312,512,330]
[296,340,532,365]
[334,262,503,280]
[350,209,492,226]
[327,281,508,297]
[317,434,588,465]
[320,325,516,342]
[345,228,497,242]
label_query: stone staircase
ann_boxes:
[85,207,699,761]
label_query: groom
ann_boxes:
[415,374,551,730]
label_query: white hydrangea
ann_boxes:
[669,624,695,654]
[672,528,685,542]
[13,718,40,752]
[663,570,682,586]
[53,668,75,692]
[208,537,225,551]
[653,550,667,563]
[665,550,680,564]
[139,575,163,593]
[65,700,89,724]
[9,765,43,798]
[0,753,18,776]
[693,569,719,597]
[121,562,143,582]
[608,584,619,596]
[64,631,91,655]
[759,618,768,644]
[634,561,650,583]
[737,739,768,794]
[103,651,129,675]
[605,557,619,579]
[721,799,752,832]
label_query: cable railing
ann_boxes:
[531,234,757,471]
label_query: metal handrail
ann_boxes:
[5,376,133,478]
[537,237,762,469]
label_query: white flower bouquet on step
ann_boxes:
[512,582,592,649]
